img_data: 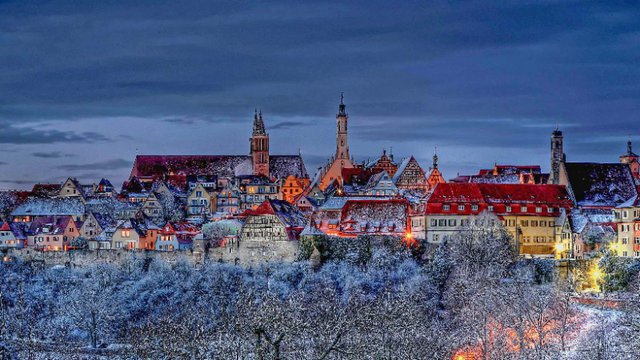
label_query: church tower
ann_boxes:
[250,110,270,178]
[549,128,564,185]
[318,94,354,190]
[620,140,640,181]
[336,92,350,161]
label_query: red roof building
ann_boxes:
[420,183,574,258]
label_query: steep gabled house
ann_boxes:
[156,223,179,251]
[59,177,86,200]
[392,156,428,192]
[141,193,163,220]
[0,222,26,249]
[368,148,398,178]
[187,183,215,218]
[363,171,398,196]
[79,212,115,240]
[94,178,116,196]
[27,216,79,251]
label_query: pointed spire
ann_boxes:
[628,139,633,156]
[252,108,266,135]
[338,92,346,116]
[433,146,439,169]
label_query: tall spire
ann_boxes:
[253,108,266,135]
[433,146,439,169]
[338,92,346,116]
[628,140,633,156]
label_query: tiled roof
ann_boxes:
[427,183,572,206]
[131,154,308,181]
[12,197,85,216]
[564,162,637,207]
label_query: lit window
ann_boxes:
[536,207,542,213]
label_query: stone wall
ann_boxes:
[4,247,209,268]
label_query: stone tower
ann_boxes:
[620,140,640,181]
[250,110,270,178]
[335,93,350,161]
[318,94,354,189]
[549,128,564,185]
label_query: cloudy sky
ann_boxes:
[1,1,639,189]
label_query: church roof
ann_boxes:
[131,154,308,181]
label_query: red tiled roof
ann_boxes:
[0,222,11,231]
[428,183,572,207]
[427,183,485,203]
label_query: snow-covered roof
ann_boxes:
[131,154,308,181]
[12,197,85,216]
[564,162,638,208]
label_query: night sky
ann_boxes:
[1,1,639,190]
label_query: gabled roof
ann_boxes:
[29,216,74,236]
[564,162,638,207]
[0,222,11,231]
[392,157,413,183]
[243,199,307,239]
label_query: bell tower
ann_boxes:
[620,140,640,181]
[335,93,350,161]
[549,128,564,185]
[250,109,270,178]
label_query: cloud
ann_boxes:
[57,158,131,171]
[269,121,310,130]
[162,117,197,125]
[0,124,108,144]
[0,162,7,165]
[32,151,76,159]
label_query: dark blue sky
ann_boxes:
[1,1,639,189]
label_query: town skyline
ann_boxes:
[0,103,635,191]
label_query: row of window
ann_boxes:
[441,204,556,214]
